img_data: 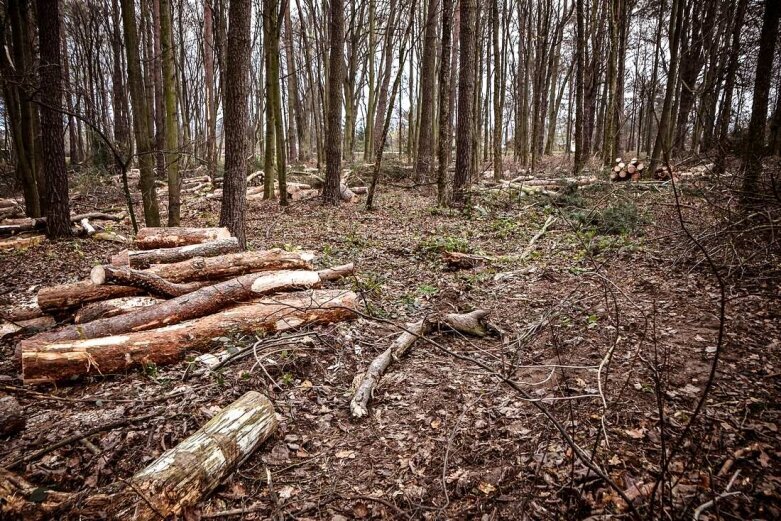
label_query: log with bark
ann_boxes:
[21,289,357,383]
[133,226,232,249]
[0,235,44,250]
[74,296,163,324]
[0,396,25,436]
[350,310,490,418]
[34,264,354,342]
[111,237,241,268]
[0,213,125,237]
[37,281,142,313]
[145,249,315,283]
[441,251,491,270]
[90,266,211,297]
[0,468,73,520]
[0,316,57,340]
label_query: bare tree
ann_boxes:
[322,0,344,205]
[451,0,476,206]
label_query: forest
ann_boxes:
[0,0,779,518]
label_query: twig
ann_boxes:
[692,470,741,520]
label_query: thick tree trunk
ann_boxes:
[144,249,315,282]
[414,0,439,182]
[322,0,345,205]
[74,296,162,324]
[37,0,72,239]
[219,0,251,246]
[37,281,142,313]
[134,226,231,249]
[34,264,353,342]
[113,237,241,268]
[21,290,357,383]
[451,0,477,206]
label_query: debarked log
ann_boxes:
[21,290,357,383]
[34,264,354,342]
[133,226,232,249]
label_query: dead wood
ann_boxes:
[37,281,141,313]
[90,265,210,297]
[21,290,358,383]
[112,238,241,269]
[74,296,163,324]
[133,227,232,249]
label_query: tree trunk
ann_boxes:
[113,237,241,269]
[22,290,357,383]
[414,0,439,182]
[134,226,232,249]
[203,0,217,179]
[322,0,345,205]
[36,0,72,239]
[451,0,477,206]
[219,0,251,246]
[34,264,353,342]
[160,0,181,225]
[741,0,780,203]
[74,296,162,324]
[121,0,161,226]
[436,0,454,206]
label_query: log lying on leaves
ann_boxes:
[0,198,18,209]
[134,226,231,249]
[1,304,45,322]
[37,281,141,313]
[0,213,125,237]
[340,183,357,202]
[0,468,73,520]
[21,290,357,383]
[145,249,315,283]
[0,235,44,250]
[35,264,354,342]
[0,316,57,340]
[90,265,211,297]
[111,237,241,268]
[441,251,490,270]
[82,391,277,520]
[74,296,162,324]
[350,310,490,418]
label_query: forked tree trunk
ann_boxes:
[21,290,357,383]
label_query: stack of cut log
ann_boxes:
[0,211,129,250]
[611,157,645,182]
[3,226,358,384]
[654,164,676,181]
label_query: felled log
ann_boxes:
[0,397,25,436]
[91,231,130,244]
[0,316,57,340]
[74,296,162,324]
[0,235,44,250]
[0,213,125,237]
[1,304,45,322]
[111,237,241,269]
[90,266,211,297]
[351,186,368,195]
[441,251,490,270]
[340,183,357,202]
[37,281,141,312]
[350,310,490,418]
[34,264,354,342]
[81,391,277,520]
[0,199,18,209]
[21,290,357,383]
[290,188,320,201]
[0,468,73,520]
[134,226,232,250]
[145,249,315,283]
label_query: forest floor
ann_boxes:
[1,162,780,520]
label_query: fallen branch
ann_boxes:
[350,310,489,418]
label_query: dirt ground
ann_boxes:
[1,165,780,520]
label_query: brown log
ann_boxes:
[1,304,45,322]
[74,296,163,324]
[0,468,73,520]
[340,182,357,202]
[290,188,320,201]
[1,213,124,237]
[90,266,210,297]
[441,251,489,270]
[613,165,622,173]
[145,249,315,283]
[21,290,357,383]
[134,227,232,250]
[350,186,368,194]
[636,162,645,171]
[0,235,44,250]
[34,264,354,342]
[0,198,18,209]
[0,397,25,436]
[0,316,57,340]
[37,281,141,312]
[627,164,637,174]
[119,238,241,269]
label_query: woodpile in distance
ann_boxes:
[611,157,645,182]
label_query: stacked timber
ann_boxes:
[654,164,676,181]
[611,157,645,182]
[3,226,359,384]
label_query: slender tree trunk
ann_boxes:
[160,0,180,225]
[573,0,585,174]
[741,0,780,203]
[36,0,72,238]
[451,0,476,206]
[204,0,217,179]
[121,0,160,226]
[414,0,439,182]
[219,0,251,246]
[491,0,502,180]
[437,0,454,206]
[322,0,344,205]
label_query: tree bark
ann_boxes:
[74,296,162,324]
[160,0,181,225]
[115,237,241,269]
[414,0,439,182]
[451,0,477,206]
[34,264,353,342]
[322,0,345,205]
[22,290,357,383]
[37,281,142,313]
[436,0,454,206]
[36,0,72,239]
[134,226,232,249]
[219,0,251,246]
[91,266,210,297]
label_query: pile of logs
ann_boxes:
[654,164,676,181]
[1,226,358,384]
[0,211,129,250]
[611,157,645,181]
